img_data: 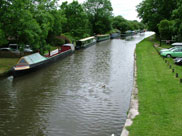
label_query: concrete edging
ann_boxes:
[120,52,139,136]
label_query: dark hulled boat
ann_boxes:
[12,44,75,77]
[110,32,121,39]
[75,36,96,50]
[96,34,110,42]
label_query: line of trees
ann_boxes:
[137,0,182,41]
[0,0,145,53]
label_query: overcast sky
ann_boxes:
[58,0,143,21]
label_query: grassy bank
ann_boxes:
[129,36,182,136]
[0,58,19,76]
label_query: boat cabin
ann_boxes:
[96,34,110,42]
[14,53,47,70]
[76,36,96,49]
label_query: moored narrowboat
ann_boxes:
[96,34,110,42]
[110,32,121,39]
[75,36,96,50]
[12,44,74,77]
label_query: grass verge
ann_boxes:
[128,36,182,136]
[0,58,19,76]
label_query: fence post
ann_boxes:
[180,79,182,83]
[172,69,174,73]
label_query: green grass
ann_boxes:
[129,37,182,136]
[0,58,19,74]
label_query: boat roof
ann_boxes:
[79,36,95,42]
[172,42,182,46]
[18,53,47,65]
[63,43,74,46]
[96,34,109,37]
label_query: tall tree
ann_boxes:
[158,19,173,40]
[137,0,177,34]
[172,0,182,41]
[60,1,90,40]
[84,0,113,34]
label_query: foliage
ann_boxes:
[84,0,113,34]
[158,19,173,40]
[137,0,177,34]
[112,16,145,33]
[0,0,149,51]
[0,27,7,46]
[60,1,90,40]
[171,0,182,41]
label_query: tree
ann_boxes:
[84,0,113,34]
[171,0,182,41]
[112,16,145,33]
[137,0,177,34]
[112,16,128,33]
[158,19,173,40]
[60,1,90,40]
[47,9,66,46]
[0,28,7,46]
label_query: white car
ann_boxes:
[171,42,182,46]
[160,47,182,53]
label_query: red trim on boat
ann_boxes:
[45,46,71,58]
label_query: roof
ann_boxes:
[79,36,95,42]
[20,53,47,65]
[96,34,110,37]
[172,42,182,46]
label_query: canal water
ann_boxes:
[0,32,153,136]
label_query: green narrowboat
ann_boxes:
[96,34,110,42]
[75,36,96,50]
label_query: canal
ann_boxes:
[0,32,153,136]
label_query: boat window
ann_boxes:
[18,58,28,65]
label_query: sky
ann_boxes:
[58,0,143,21]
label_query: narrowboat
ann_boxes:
[75,36,96,50]
[110,32,121,39]
[12,44,74,77]
[96,34,110,42]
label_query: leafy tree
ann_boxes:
[112,16,128,33]
[0,28,7,46]
[137,0,177,34]
[172,0,182,41]
[60,1,90,40]
[158,19,173,40]
[112,16,145,33]
[84,0,113,34]
[0,0,41,49]
[47,9,66,46]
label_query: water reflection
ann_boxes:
[0,32,154,136]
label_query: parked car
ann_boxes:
[174,58,182,65]
[160,48,182,58]
[171,42,182,46]
[160,46,182,53]
[0,44,33,54]
[160,47,177,53]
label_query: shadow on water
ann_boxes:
[0,32,154,136]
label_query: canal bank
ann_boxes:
[123,36,182,136]
[120,52,139,136]
[0,58,18,77]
